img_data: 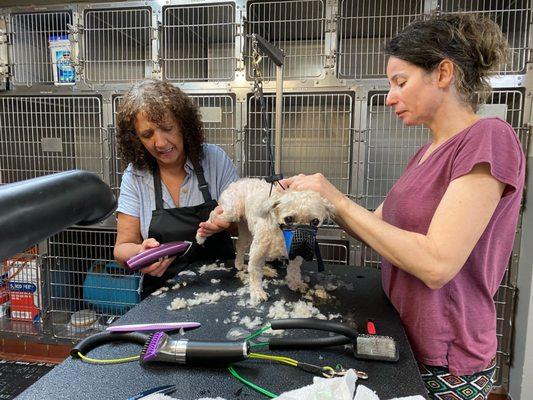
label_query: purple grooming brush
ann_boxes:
[141,331,166,363]
[125,241,192,271]
[106,322,201,333]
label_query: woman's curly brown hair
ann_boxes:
[116,79,204,170]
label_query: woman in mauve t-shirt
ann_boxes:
[280,13,525,400]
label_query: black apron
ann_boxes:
[142,163,235,298]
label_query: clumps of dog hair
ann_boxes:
[167,290,235,310]
[198,262,230,275]
[150,286,169,297]
[165,262,343,332]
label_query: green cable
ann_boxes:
[228,364,277,398]
[250,342,270,348]
[245,324,272,342]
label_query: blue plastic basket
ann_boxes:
[83,261,140,315]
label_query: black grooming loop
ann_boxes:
[250,34,285,196]
[250,34,324,272]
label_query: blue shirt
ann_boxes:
[116,143,239,239]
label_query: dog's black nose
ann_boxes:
[310,218,320,227]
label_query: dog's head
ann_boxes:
[261,190,335,227]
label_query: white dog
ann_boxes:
[196,178,334,303]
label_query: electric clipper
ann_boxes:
[125,241,192,271]
[141,331,249,366]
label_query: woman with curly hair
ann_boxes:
[113,79,237,297]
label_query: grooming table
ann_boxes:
[17,265,428,399]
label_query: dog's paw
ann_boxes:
[235,260,247,272]
[250,289,269,304]
[235,270,249,283]
[262,266,278,278]
[195,234,206,245]
[288,281,309,293]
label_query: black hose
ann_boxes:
[268,335,351,350]
[270,318,358,341]
[71,332,149,357]
[0,170,116,261]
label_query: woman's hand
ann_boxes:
[196,206,231,239]
[279,173,345,208]
[138,238,176,277]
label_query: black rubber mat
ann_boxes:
[0,360,54,400]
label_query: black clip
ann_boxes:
[265,174,284,183]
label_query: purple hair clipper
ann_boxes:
[107,322,201,333]
[125,241,192,271]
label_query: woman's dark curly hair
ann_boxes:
[116,79,204,170]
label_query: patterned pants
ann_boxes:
[418,358,497,400]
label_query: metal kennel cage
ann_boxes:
[9,10,72,86]
[245,0,327,80]
[245,91,354,195]
[317,241,349,265]
[337,0,532,79]
[82,7,152,83]
[0,95,104,185]
[161,3,236,82]
[440,0,531,74]
[45,228,140,340]
[337,0,424,80]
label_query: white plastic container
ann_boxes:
[48,34,75,85]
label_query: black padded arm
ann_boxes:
[0,170,116,261]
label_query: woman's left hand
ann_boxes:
[279,173,345,207]
[197,206,231,239]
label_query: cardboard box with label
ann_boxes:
[5,257,41,322]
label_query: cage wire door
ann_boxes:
[246,0,327,80]
[9,11,72,87]
[245,91,354,195]
[110,94,126,198]
[82,7,152,83]
[362,89,526,388]
[337,0,425,80]
[0,95,104,185]
[45,228,140,340]
[440,0,531,74]
[161,3,236,82]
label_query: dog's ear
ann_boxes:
[256,196,280,219]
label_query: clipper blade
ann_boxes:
[141,331,167,363]
[354,334,399,362]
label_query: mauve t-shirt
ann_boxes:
[381,117,525,376]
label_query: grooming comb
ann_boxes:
[106,322,201,333]
[141,331,166,363]
[125,241,192,270]
[354,334,399,362]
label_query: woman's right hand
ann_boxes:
[138,238,176,277]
